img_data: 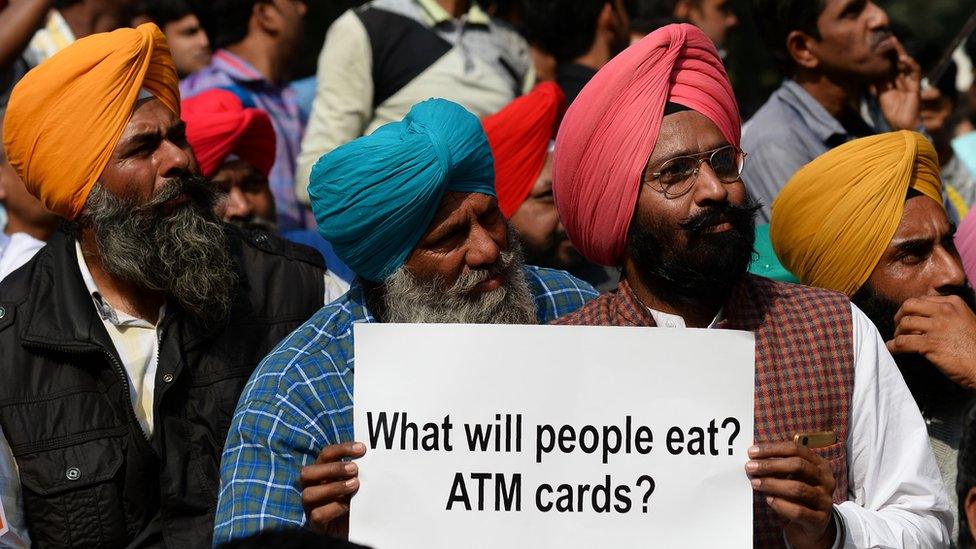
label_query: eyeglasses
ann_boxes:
[644,145,747,199]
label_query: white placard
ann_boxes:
[350,324,755,548]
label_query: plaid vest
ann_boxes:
[554,275,855,547]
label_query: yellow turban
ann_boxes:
[2,23,179,220]
[770,131,943,297]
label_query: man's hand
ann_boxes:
[887,295,976,389]
[873,38,921,131]
[300,441,367,536]
[746,442,837,549]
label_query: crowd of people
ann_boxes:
[2,0,976,547]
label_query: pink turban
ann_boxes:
[957,209,976,287]
[553,23,740,266]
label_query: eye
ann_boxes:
[657,158,695,183]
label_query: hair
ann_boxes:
[959,403,976,548]
[520,0,611,62]
[749,0,827,74]
[139,0,197,28]
[53,0,81,9]
[210,0,261,48]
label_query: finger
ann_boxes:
[300,460,358,487]
[765,495,831,526]
[753,477,830,511]
[315,441,367,464]
[301,477,360,509]
[893,315,935,337]
[886,333,928,356]
[306,501,351,532]
[748,442,822,464]
[745,457,821,484]
[893,297,945,323]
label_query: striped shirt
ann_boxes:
[212,266,596,543]
[181,50,311,231]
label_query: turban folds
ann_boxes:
[553,23,740,266]
[181,89,276,179]
[3,23,179,220]
[309,99,495,282]
[483,82,565,218]
[770,131,943,297]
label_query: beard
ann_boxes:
[78,175,238,326]
[380,231,537,325]
[627,196,759,309]
[852,282,976,407]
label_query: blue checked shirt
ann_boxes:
[213,266,598,543]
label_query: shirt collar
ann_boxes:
[74,241,159,328]
[778,79,850,143]
[414,0,490,26]
[211,49,267,84]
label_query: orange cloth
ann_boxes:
[482,82,565,218]
[3,23,179,220]
[770,131,943,297]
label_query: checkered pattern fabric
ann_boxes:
[213,266,597,543]
[555,275,855,547]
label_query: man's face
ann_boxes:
[386,192,536,325]
[857,195,970,340]
[920,87,954,138]
[269,0,307,54]
[212,159,277,231]
[163,14,211,77]
[508,155,581,271]
[81,98,237,325]
[684,0,738,48]
[625,110,757,306]
[0,146,59,237]
[808,0,895,81]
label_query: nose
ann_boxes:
[465,220,502,270]
[223,187,252,221]
[158,139,193,181]
[690,162,729,206]
[866,2,889,28]
[932,247,967,295]
[198,30,210,49]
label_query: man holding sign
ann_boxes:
[550,23,951,548]
[213,98,598,544]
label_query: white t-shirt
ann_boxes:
[0,232,45,282]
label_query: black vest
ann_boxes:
[0,226,325,548]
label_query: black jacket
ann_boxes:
[0,226,325,548]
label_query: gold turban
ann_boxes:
[2,23,179,220]
[770,131,943,297]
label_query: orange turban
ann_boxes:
[482,82,565,218]
[2,23,179,220]
[770,131,943,297]
[553,24,740,266]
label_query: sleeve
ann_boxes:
[295,10,374,205]
[0,425,30,548]
[834,303,952,548]
[212,396,325,544]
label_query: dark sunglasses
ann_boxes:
[644,145,747,199]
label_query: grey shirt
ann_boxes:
[741,80,889,222]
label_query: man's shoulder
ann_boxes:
[523,265,599,321]
[550,291,617,326]
[179,64,232,99]
[230,225,325,270]
[238,294,365,406]
[742,88,802,147]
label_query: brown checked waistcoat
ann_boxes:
[554,274,855,547]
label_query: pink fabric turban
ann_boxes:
[957,209,976,287]
[553,23,741,266]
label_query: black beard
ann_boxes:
[79,176,238,326]
[626,196,759,309]
[853,282,976,408]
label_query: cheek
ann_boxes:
[868,262,929,304]
[404,249,466,285]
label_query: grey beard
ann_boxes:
[381,236,537,325]
[79,178,238,326]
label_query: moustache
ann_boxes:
[140,175,217,216]
[453,250,517,295]
[678,199,760,235]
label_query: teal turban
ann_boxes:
[310,99,496,282]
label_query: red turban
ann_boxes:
[181,89,276,179]
[553,23,741,266]
[482,82,565,218]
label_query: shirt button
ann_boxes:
[65,467,81,481]
[666,320,677,328]
[0,306,5,319]
[162,373,174,383]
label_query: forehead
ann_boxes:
[648,110,729,162]
[118,98,180,141]
[431,191,493,223]
[889,195,949,242]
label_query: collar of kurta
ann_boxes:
[415,0,490,26]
